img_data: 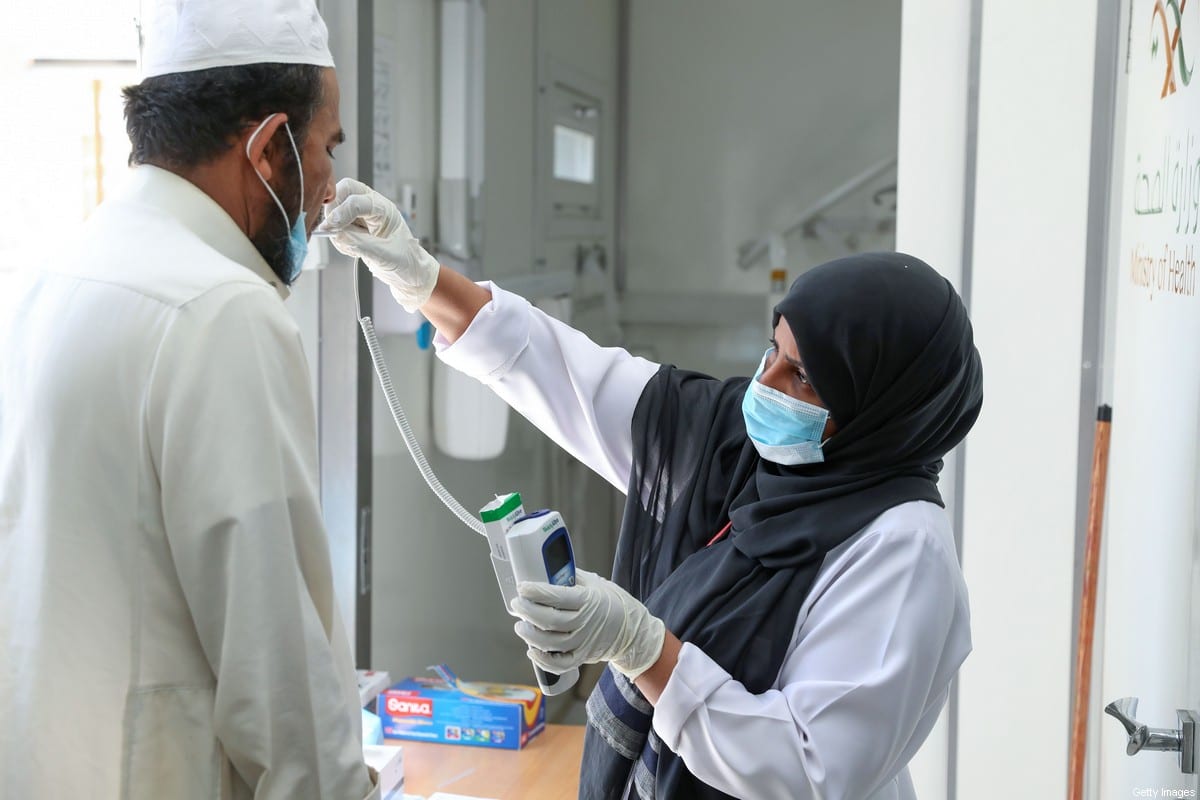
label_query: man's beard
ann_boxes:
[250,159,304,286]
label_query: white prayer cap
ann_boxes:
[140,0,335,79]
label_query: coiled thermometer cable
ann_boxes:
[344,248,487,537]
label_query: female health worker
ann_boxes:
[323,179,984,800]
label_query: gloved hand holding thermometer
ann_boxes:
[503,509,582,696]
[510,569,666,682]
[321,178,441,312]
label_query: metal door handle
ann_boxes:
[1104,696,1199,774]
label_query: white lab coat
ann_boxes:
[436,284,972,800]
[0,166,375,800]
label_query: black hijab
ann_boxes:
[580,252,984,799]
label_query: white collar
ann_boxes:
[123,165,290,301]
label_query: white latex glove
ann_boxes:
[510,569,666,681]
[322,178,440,312]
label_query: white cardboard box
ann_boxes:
[363,744,404,799]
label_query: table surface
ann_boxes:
[386,723,585,800]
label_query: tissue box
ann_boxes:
[357,669,392,708]
[362,708,384,746]
[378,664,545,750]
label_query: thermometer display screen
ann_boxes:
[543,529,572,581]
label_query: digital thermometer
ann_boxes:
[507,510,580,697]
[478,495,580,697]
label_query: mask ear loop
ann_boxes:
[280,120,305,216]
[246,113,292,227]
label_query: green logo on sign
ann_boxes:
[1152,0,1194,98]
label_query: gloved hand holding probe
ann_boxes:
[509,569,667,681]
[322,178,441,312]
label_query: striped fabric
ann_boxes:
[586,664,659,798]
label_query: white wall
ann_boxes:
[622,0,901,377]
[376,0,438,243]
[479,0,537,279]
[958,1,1098,797]
[894,2,972,796]
[1098,0,1200,794]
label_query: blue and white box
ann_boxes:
[377,664,545,750]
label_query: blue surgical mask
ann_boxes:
[246,115,308,283]
[741,348,830,465]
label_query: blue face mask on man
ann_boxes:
[246,114,308,283]
[741,348,830,465]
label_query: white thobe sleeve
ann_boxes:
[652,526,971,800]
[435,282,660,492]
[147,286,375,800]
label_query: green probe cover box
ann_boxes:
[378,664,546,750]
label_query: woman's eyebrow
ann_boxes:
[769,337,805,369]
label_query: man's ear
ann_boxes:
[242,113,290,183]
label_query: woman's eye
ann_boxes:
[326,148,336,159]
[794,370,811,386]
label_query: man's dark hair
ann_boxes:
[123,63,324,170]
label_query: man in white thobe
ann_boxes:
[0,1,375,797]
